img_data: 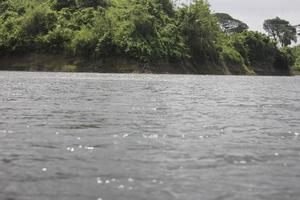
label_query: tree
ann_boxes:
[263,17,297,47]
[214,13,248,34]
[295,24,300,36]
[177,0,222,64]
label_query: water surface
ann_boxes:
[0,72,300,200]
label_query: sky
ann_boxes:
[207,0,300,33]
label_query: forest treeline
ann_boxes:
[0,0,298,74]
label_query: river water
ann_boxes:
[0,72,300,200]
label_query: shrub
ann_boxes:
[230,31,278,65]
[107,0,187,62]
[71,27,97,58]
[222,45,245,66]
[177,0,223,64]
[290,45,300,70]
[43,27,73,54]
[21,7,57,37]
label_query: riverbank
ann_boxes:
[0,54,294,75]
[293,70,300,75]
[0,54,198,74]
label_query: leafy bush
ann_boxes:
[71,27,97,58]
[291,45,300,70]
[230,31,278,65]
[43,27,73,54]
[106,0,187,62]
[221,45,245,66]
[177,0,223,64]
[227,31,293,72]
[21,4,57,37]
[273,48,295,70]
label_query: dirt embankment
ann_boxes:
[0,54,293,75]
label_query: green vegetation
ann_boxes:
[295,24,300,36]
[263,17,297,47]
[214,13,248,34]
[0,0,295,75]
[291,45,300,74]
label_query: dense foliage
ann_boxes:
[0,0,192,62]
[214,13,248,34]
[263,17,297,47]
[291,45,300,71]
[0,0,295,74]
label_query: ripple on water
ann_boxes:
[1,73,300,200]
[217,154,263,165]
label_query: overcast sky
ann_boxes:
[207,0,300,32]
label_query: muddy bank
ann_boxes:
[0,54,292,75]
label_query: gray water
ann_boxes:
[0,72,300,200]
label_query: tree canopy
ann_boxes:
[214,13,248,34]
[263,17,297,47]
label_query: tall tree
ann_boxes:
[177,0,222,63]
[214,13,248,34]
[263,17,297,47]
